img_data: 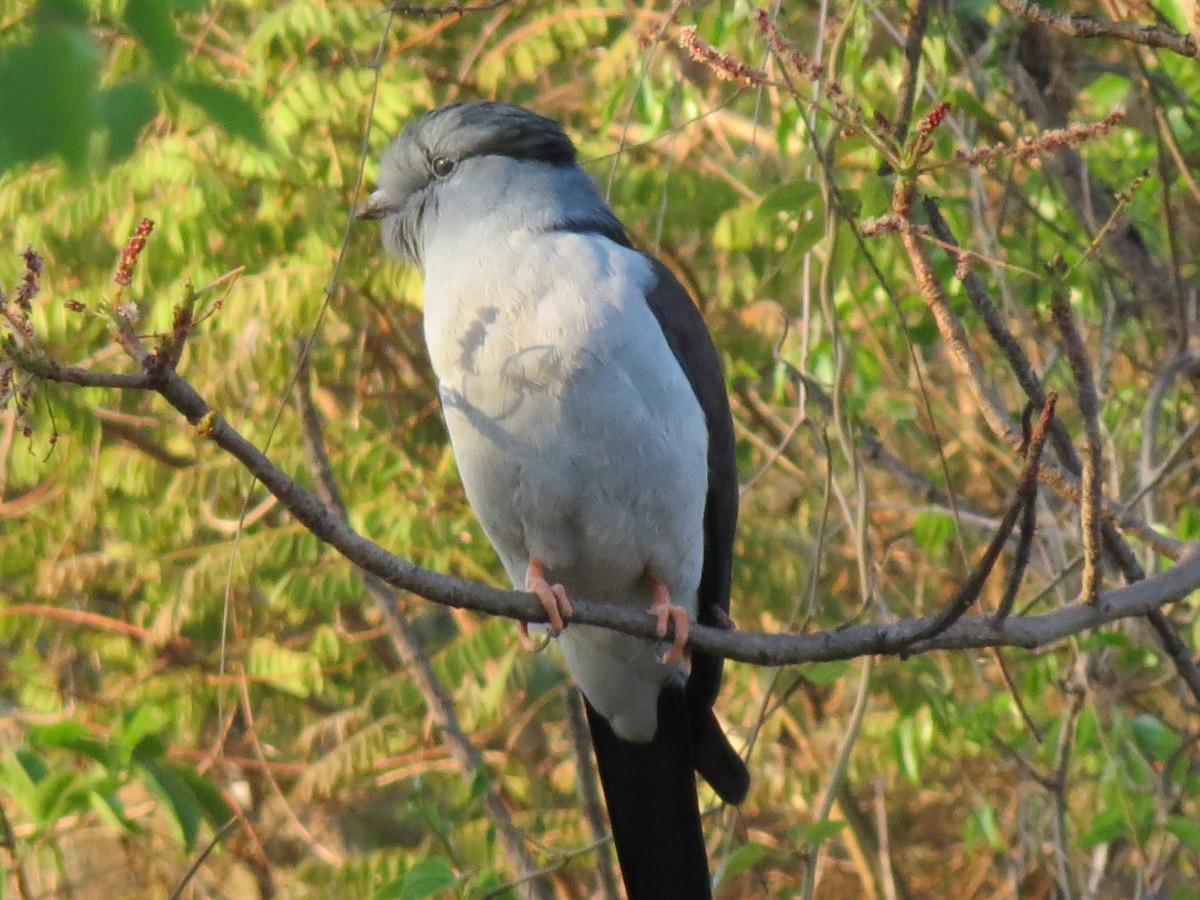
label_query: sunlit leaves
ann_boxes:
[0,0,266,175]
[2,1,1199,896]
[247,637,325,699]
[0,714,229,850]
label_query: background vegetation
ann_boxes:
[2,0,1199,897]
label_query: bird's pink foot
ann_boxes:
[518,558,573,648]
[649,579,691,668]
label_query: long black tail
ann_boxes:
[584,687,713,900]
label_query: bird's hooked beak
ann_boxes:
[354,188,401,221]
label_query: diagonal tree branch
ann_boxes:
[997,0,1199,59]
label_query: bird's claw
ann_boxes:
[521,558,572,646]
[649,581,691,668]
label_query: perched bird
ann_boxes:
[357,100,749,898]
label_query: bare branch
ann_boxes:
[997,0,1199,60]
[32,360,156,390]
[388,0,518,16]
[995,403,1044,622]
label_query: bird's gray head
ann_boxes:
[357,101,606,266]
[355,100,628,267]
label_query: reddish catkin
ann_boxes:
[754,8,825,80]
[114,217,155,287]
[16,247,43,311]
[956,110,1125,168]
[918,101,951,137]
[677,26,766,85]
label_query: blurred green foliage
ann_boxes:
[2,0,1199,898]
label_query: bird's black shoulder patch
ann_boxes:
[542,216,633,248]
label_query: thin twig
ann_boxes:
[166,816,240,900]
[895,182,1181,567]
[902,395,1056,647]
[990,647,1045,744]
[1050,677,1087,900]
[564,688,620,900]
[236,674,344,866]
[1048,272,1104,603]
[890,0,932,153]
[0,800,33,900]
[995,403,1044,622]
[801,656,874,900]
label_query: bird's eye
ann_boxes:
[431,156,455,178]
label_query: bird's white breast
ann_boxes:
[422,229,709,741]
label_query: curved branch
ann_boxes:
[35,347,1200,668]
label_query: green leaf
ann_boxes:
[123,0,184,73]
[171,766,233,826]
[14,748,49,785]
[788,215,828,258]
[0,25,98,173]
[914,511,955,552]
[139,759,203,848]
[176,79,265,146]
[90,790,143,835]
[1153,0,1191,32]
[1179,505,1200,540]
[96,80,158,163]
[33,770,91,822]
[1131,714,1181,761]
[908,312,939,346]
[246,637,324,698]
[713,842,767,887]
[893,717,922,785]
[758,180,821,220]
[805,818,848,843]
[1081,807,1124,848]
[1166,815,1200,849]
[1084,73,1130,112]
[804,660,850,686]
[28,720,112,766]
[0,752,42,817]
[35,0,89,26]
[945,86,1000,133]
[376,857,456,900]
[970,803,1003,850]
[116,705,170,760]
